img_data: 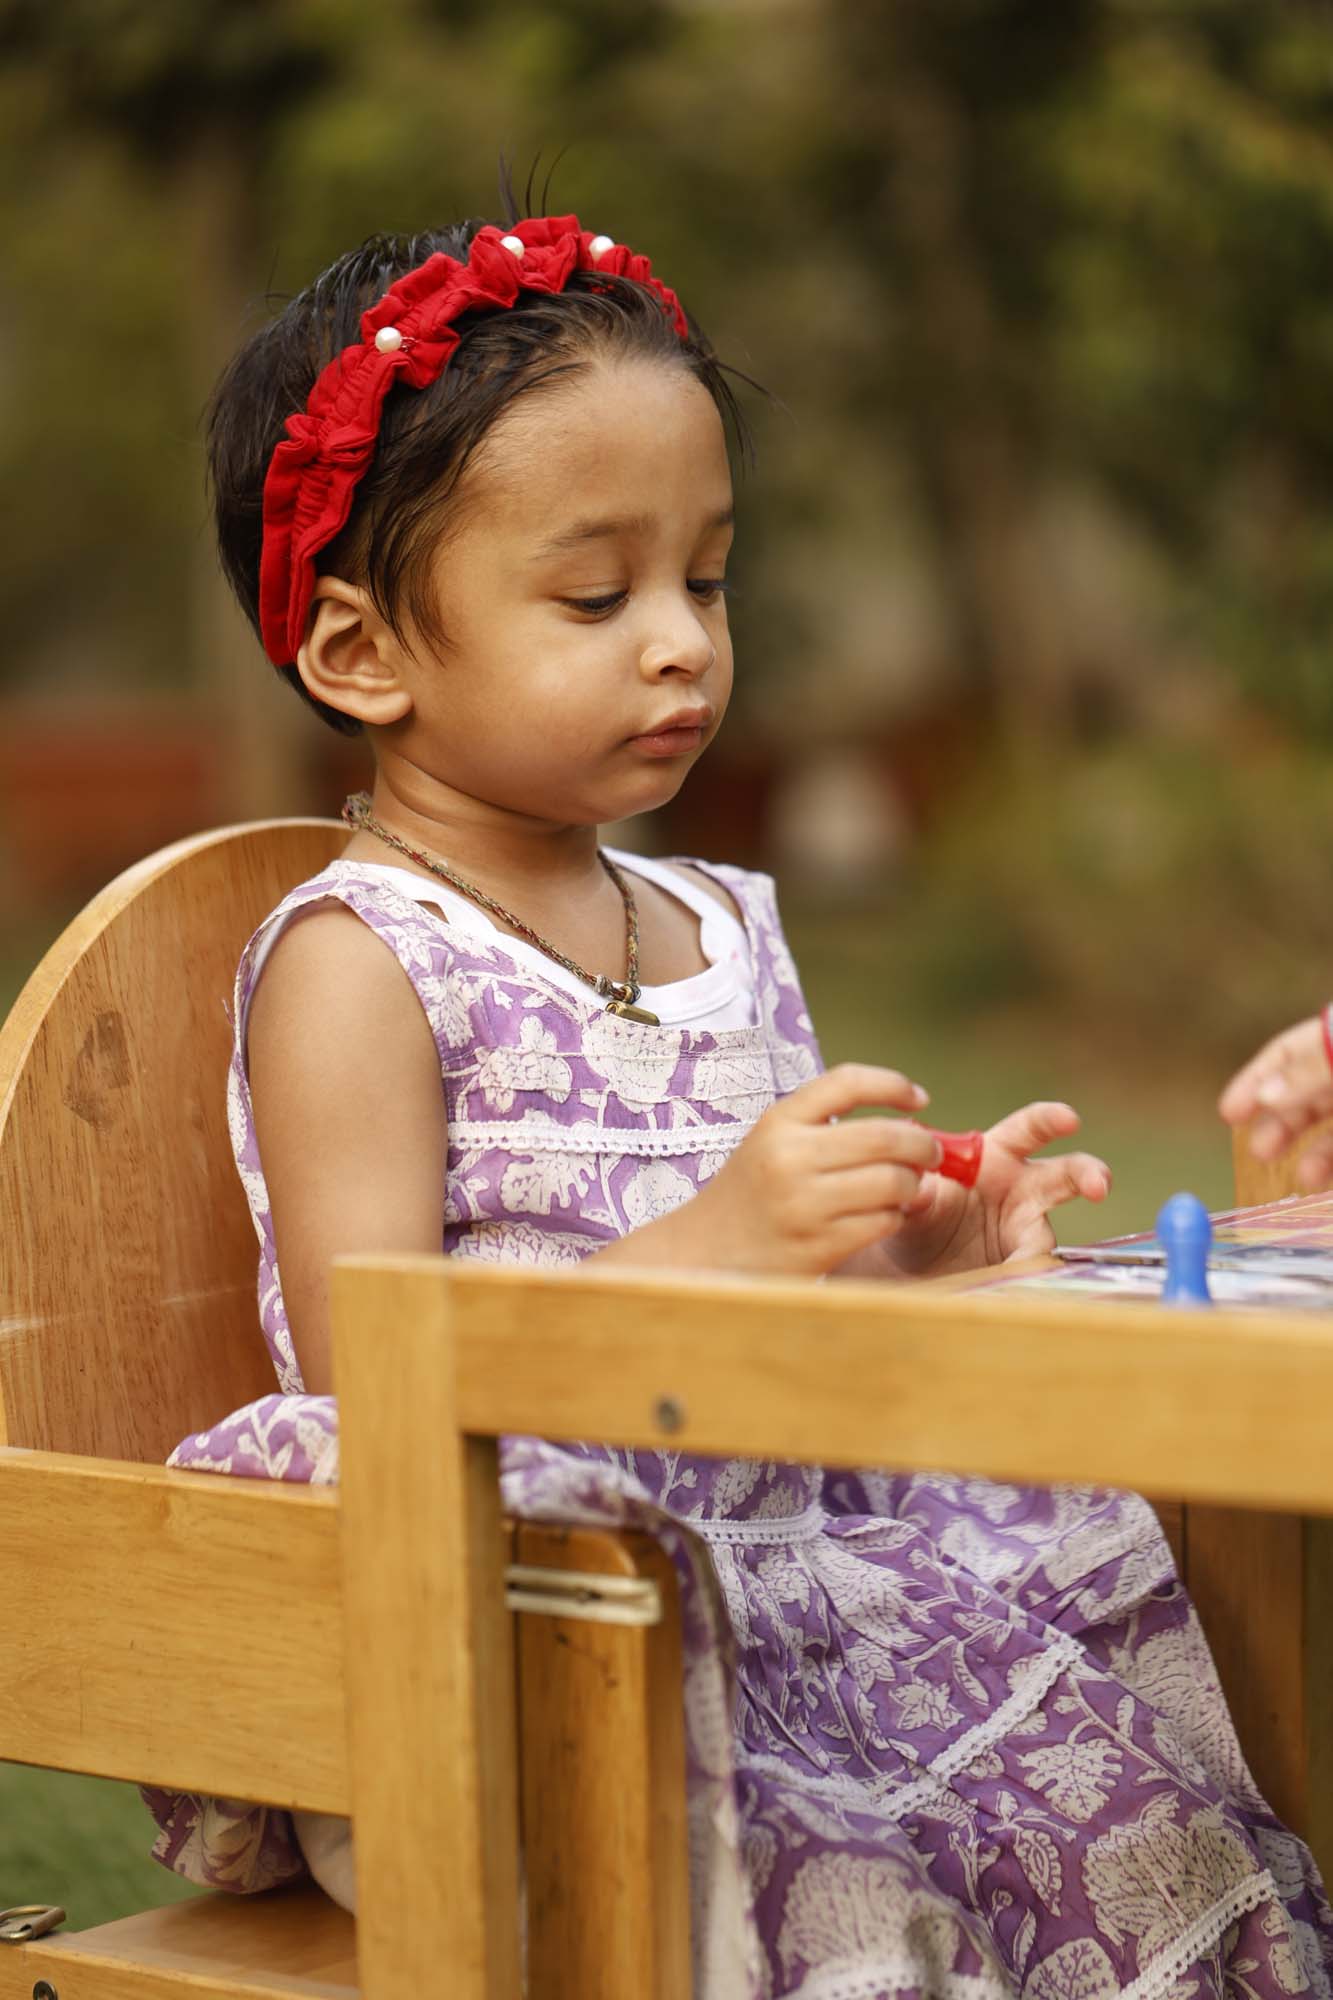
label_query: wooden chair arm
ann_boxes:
[0,1449,347,1807]
[333,1255,1333,1516]
[0,1449,672,1811]
[324,1251,1333,1993]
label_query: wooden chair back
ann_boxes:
[0,819,344,1461]
[0,820,690,1998]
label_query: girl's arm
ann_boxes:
[247,904,448,1396]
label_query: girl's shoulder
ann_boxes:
[234,860,464,1029]
[235,862,430,1017]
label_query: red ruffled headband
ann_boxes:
[258,213,689,668]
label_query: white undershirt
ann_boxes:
[252,849,758,1031]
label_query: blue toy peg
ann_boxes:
[1156,1191,1213,1306]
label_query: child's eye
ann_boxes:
[560,580,730,616]
[562,591,627,616]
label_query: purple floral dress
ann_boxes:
[142,858,1333,2000]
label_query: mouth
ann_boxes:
[628,713,711,757]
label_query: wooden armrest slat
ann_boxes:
[0,1450,348,1808]
[334,1258,1333,1516]
[0,1883,357,2000]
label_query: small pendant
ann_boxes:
[605,996,661,1025]
[598,977,660,1026]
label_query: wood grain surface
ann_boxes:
[0,818,344,1462]
[516,1523,689,1998]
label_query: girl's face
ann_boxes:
[382,353,735,829]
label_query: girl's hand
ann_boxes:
[685,1064,946,1278]
[1219,1015,1333,1188]
[866,1101,1111,1280]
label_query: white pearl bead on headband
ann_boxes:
[373,230,617,358]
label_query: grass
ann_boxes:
[781,891,1235,1242]
[0,887,1239,1924]
[0,1765,203,1928]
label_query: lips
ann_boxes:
[632,708,712,738]
[627,714,711,759]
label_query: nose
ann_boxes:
[638,596,717,680]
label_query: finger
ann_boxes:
[1004,1213,1057,1261]
[1248,1110,1291,1159]
[825,1208,909,1260]
[1048,1151,1112,1203]
[822,1162,931,1216]
[1015,1154,1111,1217]
[788,1063,929,1126]
[986,1101,1082,1158]
[821,1117,943,1174]
[1246,1108,1311,1162]
[1297,1135,1333,1191]
[1254,1078,1333,1126]
[1220,1019,1326,1124]
[1218,1029,1296,1123]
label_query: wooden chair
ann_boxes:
[0,821,688,1998]
[1176,1130,1333,1881]
[3,819,1332,1995]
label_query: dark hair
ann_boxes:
[207,215,754,734]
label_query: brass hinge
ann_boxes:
[504,1564,662,1627]
[0,1906,66,1944]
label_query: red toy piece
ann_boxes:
[921,1126,984,1188]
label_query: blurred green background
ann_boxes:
[3,0,1331,1930]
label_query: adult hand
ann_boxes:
[1219,1015,1333,1188]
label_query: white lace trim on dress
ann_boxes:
[744,1634,1085,1825]
[780,1871,1279,2000]
[691,1504,830,1546]
[1118,1868,1278,2000]
[447,1117,757,1157]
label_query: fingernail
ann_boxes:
[911,1084,929,1105]
[1256,1079,1287,1107]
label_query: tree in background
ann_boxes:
[5,0,1333,1052]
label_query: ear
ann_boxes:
[295,577,414,727]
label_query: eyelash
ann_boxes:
[563,581,731,617]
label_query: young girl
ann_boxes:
[143,209,1332,2000]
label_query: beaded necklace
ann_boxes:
[340,791,661,1025]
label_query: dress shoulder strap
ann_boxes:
[230,862,500,1062]
[654,856,824,1093]
[604,849,749,938]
